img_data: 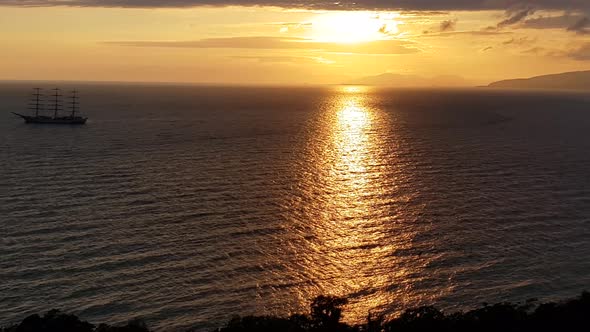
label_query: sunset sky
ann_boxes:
[1,0,590,85]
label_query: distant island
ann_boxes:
[488,71,590,91]
[346,73,468,87]
[348,71,590,91]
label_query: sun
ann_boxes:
[309,11,401,44]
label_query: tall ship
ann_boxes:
[12,88,87,124]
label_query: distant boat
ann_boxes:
[12,88,87,124]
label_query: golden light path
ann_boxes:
[319,87,392,320]
[300,86,406,322]
[276,86,438,324]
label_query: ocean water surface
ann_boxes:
[1,83,590,331]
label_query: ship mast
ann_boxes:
[52,88,62,119]
[69,90,79,118]
[29,88,42,117]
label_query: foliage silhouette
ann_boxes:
[1,310,148,332]
[309,295,348,330]
[12,310,94,332]
[3,292,590,332]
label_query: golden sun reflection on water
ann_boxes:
[321,89,392,320]
[283,86,436,324]
[298,87,407,322]
[335,100,370,179]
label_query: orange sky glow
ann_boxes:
[1,2,589,85]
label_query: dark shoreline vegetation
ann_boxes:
[3,293,590,332]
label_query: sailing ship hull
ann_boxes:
[13,113,87,125]
[13,88,87,124]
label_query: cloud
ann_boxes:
[2,0,590,11]
[564,43,590,60]
[273,22,313,33]
[377,23,400,36]
[439,19,457,32]
[502,36,535,46]
[521,47,545,55]
[540,42,590,60]
[497,7,536,27]
[421,30,512,37]
[103,36,421,55]
[522,14,586,29]
[498,36,538,54]
[104,37,298,49]
[567,16,590,34]
[231,55,334,64]
[518,13,590,33]
[274,22,313,27]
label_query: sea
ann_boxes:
[1,82,590,331]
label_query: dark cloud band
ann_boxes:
[1,0,589,11]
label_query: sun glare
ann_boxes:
[309,11,401,43]
[342,86,369,93]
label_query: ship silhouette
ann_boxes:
[13,88,87,124]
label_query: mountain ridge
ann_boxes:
[488,71,590,90]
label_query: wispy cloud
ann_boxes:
[421,30,512,37]
[439,19,457,32]
[522,14,585,29]
[502,36,536,46]
[521,47,546,55]
[564,43,590,60]
[497,7,536,28]
[519,13,590,33]
[534,43,590,60]
[231,55,334,64]
[271,22,313,34]
[567,16,590,34]
[103,36,421,55]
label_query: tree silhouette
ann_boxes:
[4,292,590,332]
[310,295,348,330]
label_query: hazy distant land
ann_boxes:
[346,73,468,87]
[488,71,590,91]
[348,71,590,91]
